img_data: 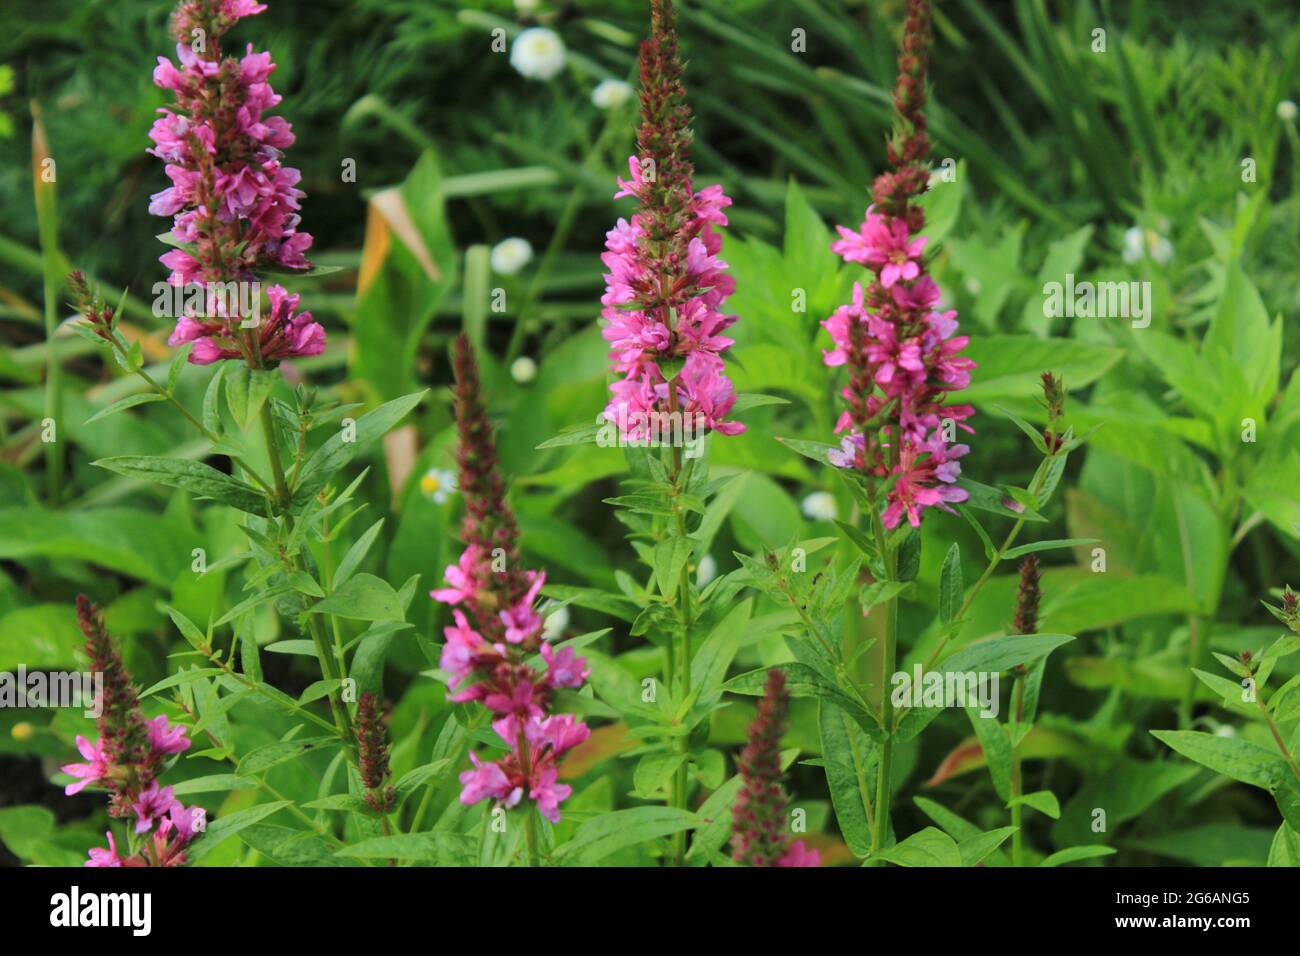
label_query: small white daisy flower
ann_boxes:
[1278,100,1297,122]
[696,553,718,587]
[1122,225,1173,265]
[592,79,633,110]
[510,27,566,81]
[510,356,538,384]
[490,237,533,276]
[801,491,838,522]
[420,468,457,504]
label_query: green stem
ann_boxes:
[666,393,694,867]
[869,507,898,859]
[517,732,541,867]
[921,449,1060,672]
[1259,697,1300,785]
[1010,674,1026,866]
[257,400,352,742]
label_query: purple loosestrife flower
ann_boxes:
[149,0,324,366]
[730,669,819,867]
[70,596,199,867]
[821,0,976,529]
[600,0,742,442]
[434,336,591,825]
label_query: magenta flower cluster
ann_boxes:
[601,161,743,440]
[436,554,591,826]
[434,336,592,825]
[66,719,200,868]
[820,0,976,530]
[67,596,201,867]
[147,0,324,365]
[821,234,976,529]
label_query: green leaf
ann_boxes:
[238,737,339,776]
[833,518,877,559]
[632,752,687,798]
[93,456,266,515]
[335,518,385,588]
[240,631,262,682]
[202,363,226,435]
[957,478,1045,522]
[818,700,875,859]
[225,366,279,429]
[938,543,962,624]
[1001,538,1096,560]
[84,392,166,425]
[962,335,1123,403]
[860,580,910,615]
[966,706,1012,802]
[292,391,426,508]
[1150,730,1290,790]
[1007,790,1060,820]
[310,573,404,622]
[896,527,921,581]
[552,806,699,864]
[1039,845,1116,867]
[731,392,791,412]
[336,831,473,862]
[994,405,1049,454]
[871,827,961,867]
[724,664,881,740]
[391,759,452,804]
[187,801,291,863]
[942,633,1075,675]
[138,667,223,699]
[536,421,603,449]
[542,585,638,622]
[1267,823,1300,867]
[171,774,257,796]
[775,435,841,464]
[653,535,692,599]
[958,826,1017,867]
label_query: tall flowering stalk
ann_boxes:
[1008,556,1041,865]
[434,334,591,864]
[599,0,745,867]
[601,0,741,441]
[819,0,974,857]
[64,597,200,867]
[140,0,363,747]
[149,0,324,366]
[730,670,819,867]
[823,0,974,528]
